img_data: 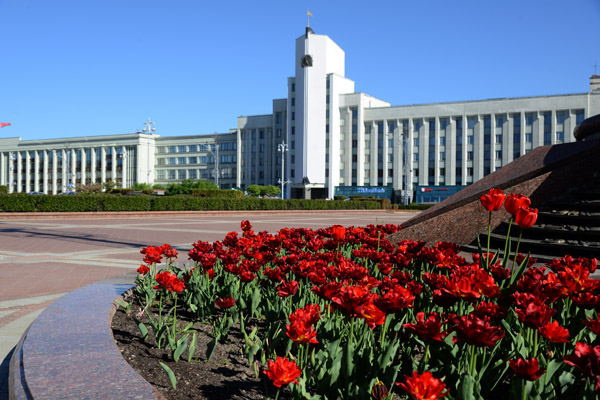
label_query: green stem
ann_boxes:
[172,294,178,340]
[521,379,527,400]
[504,217,513,265]
[470,345,477,378]
[486,211,492,269]
[513,228,523,272]
[422,344,430,371]
[379,314,392,347]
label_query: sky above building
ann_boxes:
[1,0,599,141]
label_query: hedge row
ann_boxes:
[190,189,244,199]
[0,194,385,212]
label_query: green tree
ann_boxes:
[263,185,281,197]
[246,184,261,196]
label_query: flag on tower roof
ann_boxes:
[0,123,11,128]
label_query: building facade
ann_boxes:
[1,27,599,198]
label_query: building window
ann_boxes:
[543,111,552,145]
[178,157,186,164]
[188,169,197,179]
[291,98,295,106]
[351,108,358,119]
[467,151,473,160]
[496,150,502,159]
[178,145,187,153]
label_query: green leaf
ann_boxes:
[251,287,261,317]
[159,362,177,389]
[134,319,149,341]
[187,332,197,362]
[330,351,342,386]
[113,299,129,310]
[173,335,188,363]
[558,371,575,393]
[206,335,220,361]
[458,373,476,400]
[345,338,356,378]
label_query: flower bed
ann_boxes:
[119,188,600,399]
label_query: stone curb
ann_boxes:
[0,209,406,220]
[9,281,163,400]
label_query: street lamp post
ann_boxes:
[277,142,290,199]
[203,143,220,187]
[142,118,156,184]
[389,128,411,205]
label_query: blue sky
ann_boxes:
[1,0,599,141]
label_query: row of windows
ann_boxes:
[156,169,237,180]
[156,154,237,166]
[157,143,237,154]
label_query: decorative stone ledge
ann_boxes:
[9,278,164,399]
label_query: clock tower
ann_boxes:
[288,26,347,199]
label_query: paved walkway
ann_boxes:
[0,210,418,399]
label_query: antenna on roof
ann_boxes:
[307,10,312,27]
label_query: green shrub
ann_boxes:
[0,194,390,212]
[0,185,8,195]
[334,195,346,201]
[190,189,244,199]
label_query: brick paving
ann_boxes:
[0,209,419,398]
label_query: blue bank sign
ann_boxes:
[334,186,394,200]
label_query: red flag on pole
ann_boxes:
[0,123,11,128]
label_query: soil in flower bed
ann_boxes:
[111,305,291,400]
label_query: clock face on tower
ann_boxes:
[300,54,313,68]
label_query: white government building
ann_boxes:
[1,26,599,200]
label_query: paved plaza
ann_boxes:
[0,210,418,398]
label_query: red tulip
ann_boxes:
[214,296,236,309]
[480,188,506,212]
[263,356,302,387]
[137,265,150,275]
[286,320,319,344]
[515,206,538,229]
[403,312,447,342]
[563,342,600,393]
[277,279,299,297]
[451,313,505,347]
[396,370,449,400]
[153,271,185,293]
[360,301,386,329]
[539,320,570,343]
[504,193,531,216]
[330,225,346,242]
[585,314,600,335]
[509,357,546,381]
